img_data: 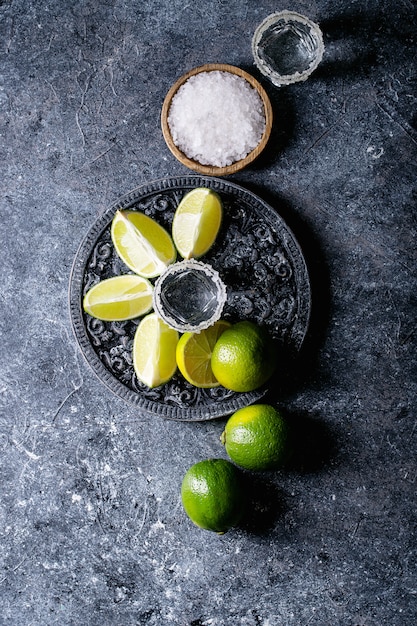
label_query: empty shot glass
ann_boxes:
[252,11,324,87]
[152,259,227,333]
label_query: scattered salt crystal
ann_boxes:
[168,70,266,168]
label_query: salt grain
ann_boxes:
[167,71,266,168]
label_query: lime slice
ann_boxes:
[83,275,153,321]
[111,210,176,278]
[172,188,222,259]
[133,313,179,388]
[176,320,231,388]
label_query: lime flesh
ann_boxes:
[176,320,231,387]
[83,274,153,321]
[172,188,222,259]
[133,313,179,388]
[111,210,176,278]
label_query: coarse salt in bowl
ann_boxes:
[161,64,273,176]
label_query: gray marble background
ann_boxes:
[1,1,416,624]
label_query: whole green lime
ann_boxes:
[221,404,290,470]
[211,321,277,392]
[181,459,245,533]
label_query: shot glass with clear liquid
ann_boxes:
[152,259,227,333]
[252,11,324,87]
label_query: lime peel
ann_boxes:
[211,321,277,392]
[221,404,290,470]
[181,458,245,533]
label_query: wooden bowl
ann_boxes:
[161,63,273,176]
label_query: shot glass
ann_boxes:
[152,259,227,333]
[252,11,324,87]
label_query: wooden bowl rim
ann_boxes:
[161,63,273,176]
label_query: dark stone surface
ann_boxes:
[1,1,416,625]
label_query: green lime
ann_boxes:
[221,404,290,470]
[181,459,245,534]
[211,321,277,392]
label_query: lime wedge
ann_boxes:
[83,275,153,321]
[172,188,222,259]
[176,320,231,388]
[133,313,179,388]
[111,210,176,278]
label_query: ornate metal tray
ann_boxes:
[69,176,311,421]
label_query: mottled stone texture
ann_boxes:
[0,1,416,625]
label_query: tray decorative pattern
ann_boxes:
[69,177,311,420]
